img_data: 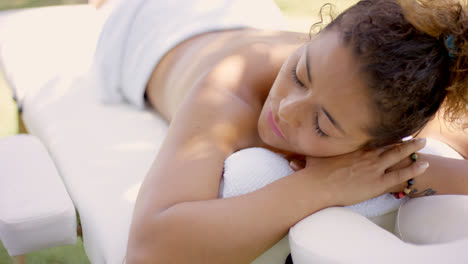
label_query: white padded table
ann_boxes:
[0,5,168,263]
[0,134,77,256]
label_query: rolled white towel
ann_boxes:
[220,148,294,199]
[219,147,399,217]
[219,138,463,218]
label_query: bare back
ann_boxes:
[146,28,305,123]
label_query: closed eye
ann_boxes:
[314,112,328,137]
[291,68,305,88]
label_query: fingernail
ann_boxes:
[290,161,300,171]
[415,138,426,145]
[417,161,429,169]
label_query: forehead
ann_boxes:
[304,30,374,137]
[307,30,362,87]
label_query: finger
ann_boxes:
[385,182,406,193]
[289,160,305,171]
[379,138,426,169]
[383,160,429,187]
[374,144,396,156]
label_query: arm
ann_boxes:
[125,72,428,264]
[410,153,468,196]
[126,77,324,263]
[388,153,468,197]
[388,112,468,196]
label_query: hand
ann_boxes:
[287,154,306,171]
[384,155,416,193]
[292,138,429,207]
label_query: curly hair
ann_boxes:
[317,0,468,148]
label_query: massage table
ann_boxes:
[0,4,467,264]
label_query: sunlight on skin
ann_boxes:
[162,43,250,120]
[179,67,254,161]
[208,54,247,88]
[211,120,244,150]
[179,120,240,161]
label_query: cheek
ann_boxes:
[268,78,286,99]
[257,108,274,143]
[297,134,359,157]
[301,143,344,157]
[257,113,267,139]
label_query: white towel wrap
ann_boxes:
[94,0,287,109]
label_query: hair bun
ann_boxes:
[399,0,468,129]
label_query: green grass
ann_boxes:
[0,0,87,11]
[0,239,90,264]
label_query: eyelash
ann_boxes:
[291,68,305,88]
[314,112,328,137]
[291,66,326,137]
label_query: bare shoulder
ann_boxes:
[180,34,304,145]
[203,30,307,107]
[420,112,468,158]
[172,68,265,152]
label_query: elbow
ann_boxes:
[125,225,158,264]
[125,247,171,264]
[125,246,152,264]
[125,211,182,264]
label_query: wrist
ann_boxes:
[291,169,336,210]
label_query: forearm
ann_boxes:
[126,170,330,264]
[397,154,468,197]
[126,137,427,263]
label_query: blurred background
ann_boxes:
[0,0,86,11]
[0,0,357,263]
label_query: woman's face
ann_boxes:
[258,30,375,157]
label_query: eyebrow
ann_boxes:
[321,106,346,135]
[305,46,312,84]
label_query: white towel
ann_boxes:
[93,0,287,109]
[219,138,464,218]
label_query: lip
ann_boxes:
[267,108,286,140]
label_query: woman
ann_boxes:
[94,0,468,263]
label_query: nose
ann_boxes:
[278,94,307,128]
